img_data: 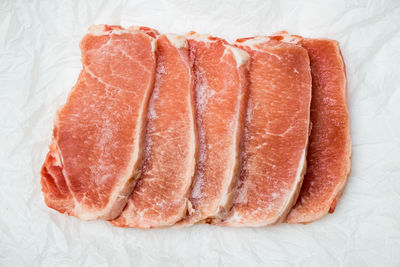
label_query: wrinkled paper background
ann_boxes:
[1,0,400,266]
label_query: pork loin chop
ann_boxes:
[111,34,197,228]
[180,33,249,225]
[220,37,311,227]
[41,25,157,220]
[273,34,352,224]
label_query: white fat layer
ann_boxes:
[237,36,271,50]
[187,200,195,215]
[88,25,125,36]
[281,34,301,44]
[88,26,157,54]
[271,33,302,44]
[227,45,250,68]
[188,32,250,69]
[150,38,157,52]
[88,25,109,35]
[166,34,188,48]
[186,32,212,42]
[128,25,142,32]
[275,147,307,221]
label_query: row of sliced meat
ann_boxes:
[41,24,351,228]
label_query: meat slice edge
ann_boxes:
[111,34,197,228]
[220,37,312,227]
[178,33,250,225]
[271,34,351,224]
[40,24,157,220]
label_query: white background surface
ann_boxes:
[1,0,400,266]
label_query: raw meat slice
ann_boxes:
[111,34,197,228]
[40,25,157,220]
[180,33,250,225]
[274,35,351,224]
[220,37,312,227]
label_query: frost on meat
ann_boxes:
[220,37,312,227]
[111,34,197,228]
[41,25,350,227]
[180,33,250,225]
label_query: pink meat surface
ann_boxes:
[111,34,197,228]
[180,33,250,225]
[284,36,351,224]
[41,25,157,220]
[220,37,312,227]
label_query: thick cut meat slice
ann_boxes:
[280,36,351,224]
[220,37,312,227]
[111,34,197,228]
[180,33,249,225]
[40,25,157,220]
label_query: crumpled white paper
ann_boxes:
[1,0,400,266]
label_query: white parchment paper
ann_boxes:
[1,0,400,266]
